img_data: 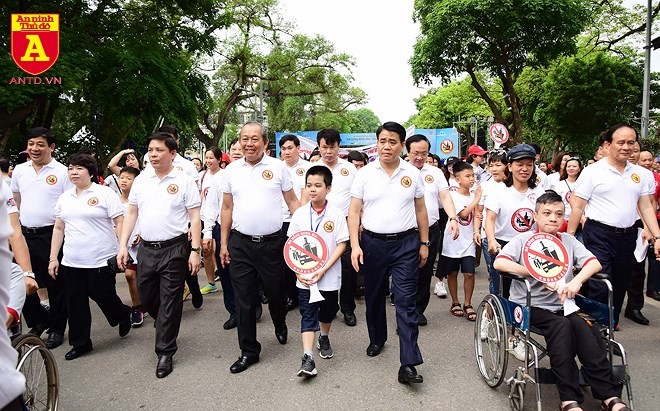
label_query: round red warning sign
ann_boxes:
[522,233,569,283]
[283,231,329,275]
[489,123,509,145]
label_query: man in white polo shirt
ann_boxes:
[11,127,72,349]
[405,134,459,326]
[118,132,202,378]
[220,121,300,374]
[349,122,429,384]
[279,134,310,311]
[568,124,660,327]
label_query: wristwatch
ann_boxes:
[23,271,35,279]
[448,217,458,222]
[191,246,202,254]
[420,241,431,247]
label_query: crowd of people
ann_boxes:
[1,121,657,411]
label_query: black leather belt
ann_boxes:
[142,233,188,249]
[231,229,281,243]
[587,219,636,234]
[363,228,417,242]
[21,225,53,235]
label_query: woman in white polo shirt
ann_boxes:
[197,147,223,295]
[48,153,131,361]
[553,157,583,241]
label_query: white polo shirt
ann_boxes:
[546,172,560,190]
[351,159,424,234]
[478,179,504,238]
[442,191,476,258]
[221,154,293,236]
[144,153,199,182]
[419,163,449,225]
[319,158,357,217]
[282,158,310,222]
[0,184,18,215]
[535,167,551,190]
[553,179,576,221]
[574,159,654,228]
[199,169,221,220]
[484,183,546,242]
[287,202,349,291]
[120,201,140,263]
[202,171,225,239]
[129,167,200,241]
[55,184,124,268]
[10,158,72,227]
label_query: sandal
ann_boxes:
[464,304,477,322]
[560,401,581,411]
[450,303,464,317]
[600,398,632,411]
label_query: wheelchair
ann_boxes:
[9,323,59,411]
[473,273,633,411]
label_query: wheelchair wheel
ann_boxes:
[474,294,509,388]
[509,380,525,411]
[12,334,59,411]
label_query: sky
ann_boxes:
[280,0,658,126]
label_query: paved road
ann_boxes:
[49,264,659,410]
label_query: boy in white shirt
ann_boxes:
[287,166,349,378]
[441,161,481,321]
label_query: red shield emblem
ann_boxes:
[11,14,60,76]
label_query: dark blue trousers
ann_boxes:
[212,223,235,318]
[362,231,423,367]
[582,220,636,325]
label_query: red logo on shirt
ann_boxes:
[449,186,458,192]
[565,191,571,203]
[203,187,209,198]
[511,208,535,232]
[45,175,57,185]
[323,221,334,233]
[296,168,304,176]
[631,173,640,184]
[401,176,412,188]
[424,175,434,184]
[87,197,99,206]
[262,170,273,180]
[459,211,473,227]
[340,168,349,176]
[167,184,179,194]
[6,198,16,208]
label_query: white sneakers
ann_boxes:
[508,336,527,361]
[434,281,447,298]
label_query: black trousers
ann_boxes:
[582,220,636,325]
[340,241,357,314]
[281,222,298,305]
[647,244,660,293]
[416,222,441,315]
[62,265,130,349]
[228,231,287,358]
[137,237,190,357]
[22,226,67,335]
[362,231,423,366]
[212,223,235,317]
[530,307,622,402]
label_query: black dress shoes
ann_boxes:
[366,343,382,357]
[255,304,263,321]
[647,291,660,301]
[343,312,357,326]
[118,317,131,337]
[230,355,259,374]
[223,317,237,330]
[398,365,423,384]
[65,343,93,361]
[191,289,203,309]
[275,325,288,344]
[418,313,428,326]
[624,309,650,325]
[45,332,64,349]
[156,355,173,378]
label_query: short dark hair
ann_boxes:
[528,143,542,155]
[67,153,98,178]
[27,127,55,146]
[158,125,179,140]
[279,134,300,148]
[603,124,638,143]
[376,122,406,143]
[0,157,9,174]
[347,150,367,164]
[452,160,473,176]
[206,146,222,160]
[306,165,333,187]
[309,149,321,160]
[120,166,140,178]
[317,129,341,146]
[241,121,267,143]
[229,137,240,147]
[535,191,564,212]
[405,134,431,152]
[147,132,178,151]
[487,150,508,165]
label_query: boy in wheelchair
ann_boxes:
[493,192,631,411]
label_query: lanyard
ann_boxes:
[309,202,327,232]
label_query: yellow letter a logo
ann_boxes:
[20,35,50,62]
